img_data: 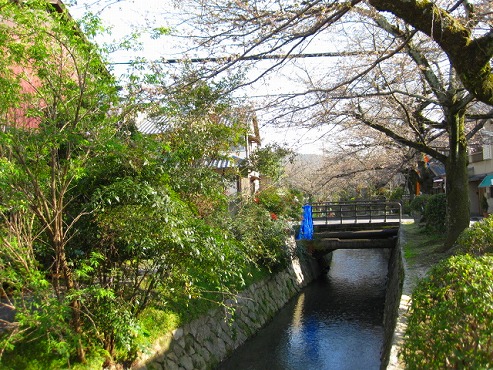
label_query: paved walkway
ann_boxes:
[387,224,418,369]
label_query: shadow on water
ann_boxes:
[217,248,390,370]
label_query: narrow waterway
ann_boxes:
[217,248,390,370]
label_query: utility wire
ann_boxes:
[109,51,382,65]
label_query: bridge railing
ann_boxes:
[311,201,402,225]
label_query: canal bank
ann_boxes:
[380,227,405,369]
[132,237,327,370]
[133,225,408,370]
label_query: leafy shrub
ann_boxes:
[409,194,430,215]
[408,193,446,231]
[423,193,447,232]
[402,255,493,369]
[454,215,493,256]
[401,200,411,216]
[232,201,291,269]
[0,294,78,370]
[256,187,285,215]
[256,187,303,219]
[388,186,405,201]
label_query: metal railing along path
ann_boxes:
[311,201,402,225]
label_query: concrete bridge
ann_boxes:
[301,201,401,256]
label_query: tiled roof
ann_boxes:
[206,156,244,169]
[136,110,260,142]
[428,159,446,177]
[206,158,233,169]
[136,115,170,134]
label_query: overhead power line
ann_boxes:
[110,51,381,65]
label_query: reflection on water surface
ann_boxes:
[217,249,389,370]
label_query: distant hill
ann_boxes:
[292,153,324,165]
[283,153,325,197]
[284,152,324,172]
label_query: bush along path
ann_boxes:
[393,219,493,368]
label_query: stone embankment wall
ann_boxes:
[380,228,404,369]
[385,224,429,370]
[133,240,324,370]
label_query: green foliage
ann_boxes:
[76,161,251,357]
[256,187,284,215]
[82,289,140,360]
[231,201,292,269]
[403,255,493,369]
[0,0,119,364]
[409,194,446,231]
[256,186,303,219]
[387,186,404,201]
[0,127,258,365]
[454,215,493,256]
[143,78,248,219]
[150,27,171,39]
[409,194,430,214]
[241,144,293,183]
[155,70,235,118]
[423,193,447,232]
[0,283,110,369]
[136,308,181,346]
[0,2,293,367]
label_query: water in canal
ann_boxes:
[217,248,390,370]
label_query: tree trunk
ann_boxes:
[53,244,85,363]
[47,147,86,363]
[442,109,470,250]
[52,215,86,363]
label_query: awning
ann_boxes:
[479,174,493,188]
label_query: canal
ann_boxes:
[217,248,390,370]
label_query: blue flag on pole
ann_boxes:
[297,204,313,240]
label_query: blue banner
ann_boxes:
[297,204,314,240]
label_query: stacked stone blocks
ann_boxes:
[133,251,321,370]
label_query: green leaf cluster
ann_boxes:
[454,215,493,256]
[403,215,493,368]
[403,254,493,369]
[240,144,293,183]
[231,200,292,270]
[409,193,446,231]
[409,194,431,214]
[256,186,304,219]
[423,193,447,232]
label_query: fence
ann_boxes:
[311,201,402,225]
